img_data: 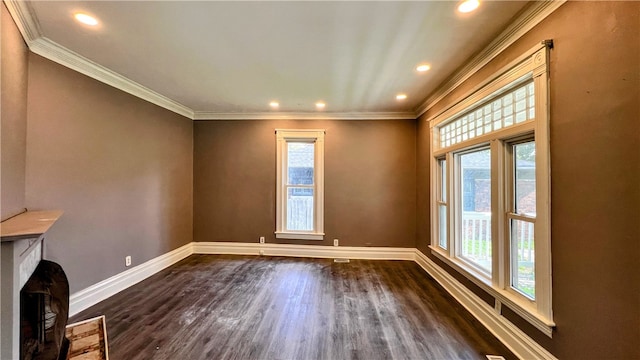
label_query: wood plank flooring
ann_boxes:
[70,255,516,360]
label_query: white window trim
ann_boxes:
[275,129,325,241]
[428,43,554,337]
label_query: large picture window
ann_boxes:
[429,44,553,336]
[275,129,325,240]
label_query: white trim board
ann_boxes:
[414,0,566,118]
[414,250,557,360]
[68,243,193,316]
[67,243,557,359]
[29,37,195,119]
[68,242,414,316]
[193,242,415,261]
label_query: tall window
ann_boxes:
[275,130,325,240]
[459,148,492,275]
[509,141,537,299]
[436,158,447,249]
[429,44,553,336]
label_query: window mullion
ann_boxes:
[447,152,455,258]
[503,142,515,292]
[430,131,438,250]
[508,213,536,222]
[491,140,504,288]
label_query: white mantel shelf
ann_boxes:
[1,209,63,359]
[0,210,63,242]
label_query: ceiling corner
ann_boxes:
[414,0,567,119]
[28,37,194,119]
[4,0,42,44]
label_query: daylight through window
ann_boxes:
[429,44,553,336]
[276,130,325,240]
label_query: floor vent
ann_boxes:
[486,356,506,360]
[334,258,350,263]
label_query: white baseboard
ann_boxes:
[68,242,555,360]
[414,250,557,360]
[69,243,193,316]
[192,241,415,261]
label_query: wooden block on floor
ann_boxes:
[70,334,100,352]
[70,350,102,360]
[70,321,99,336]
[66,315,109,360]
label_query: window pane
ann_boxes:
[287,142,314,185]
[439,204,447,249]
[286,187,314,231]
[440,159,447,201]
[437,81,535,150]
[460,149,492,273]
[511,219,535,299]
[437,158,448,249]
[514,141,536,216]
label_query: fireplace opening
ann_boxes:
[20,260,70,360]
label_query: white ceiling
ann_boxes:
[24,1,531,118]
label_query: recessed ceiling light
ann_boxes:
[396,94,408,100]
[269,101,279,108]
[416,64,431,72]
[458,0,480,13]
[316,102,326,109]
[74,13,99,26]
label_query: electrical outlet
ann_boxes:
[333,239,339,247]
[259,236,265,244]
[125,256,132,267]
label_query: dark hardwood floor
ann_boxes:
[70,255,516,360]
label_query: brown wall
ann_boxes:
[417,2,640,359]
[25,54,194,293]
[1,3,28,221]
[5,1,638,357]
[194,120,416,248]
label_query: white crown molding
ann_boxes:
[5,0,564,122]
[5,0,194,119]
[29,37,194,119]
[414,0,566,118]
[4,0,41,44]
[193,111,416,121]
[414,250,558,360]
[68,242,193,316]
[4,0,414,122]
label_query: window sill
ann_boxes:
[275,232,324,241]
[428,245,555,337]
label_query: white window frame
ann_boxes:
[428,43,554,336]
[275,129,325,240]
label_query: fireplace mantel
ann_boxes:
[1,210,63,360]
[1,210,63,243]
